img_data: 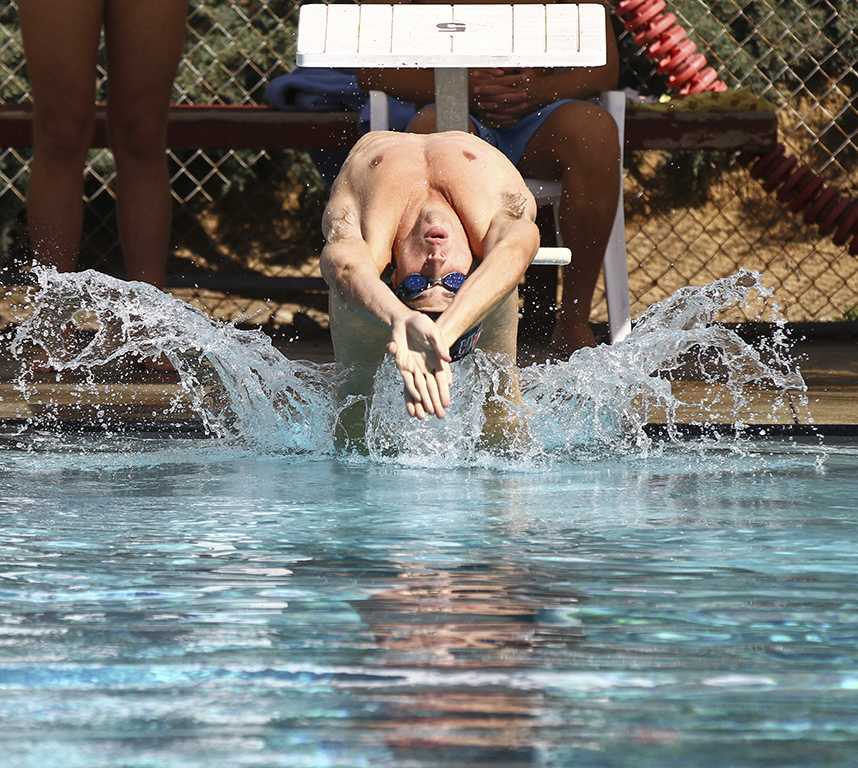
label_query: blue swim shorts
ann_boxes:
[469,98,580,165]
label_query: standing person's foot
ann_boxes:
[139,353,178,381]
[548,320,597,359]
[22,344,68,380]
[17,324,92,380]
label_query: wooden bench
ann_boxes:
[0,100,778,303]
[0,101,777,152]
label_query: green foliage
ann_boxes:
[0,4,26,102]
[177,0,296,104]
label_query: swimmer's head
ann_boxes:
[391,202,473,313]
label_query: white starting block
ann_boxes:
[298,3,606,135]
[297,4,607,69]
[531,247,571,266]
[297,4,632,336]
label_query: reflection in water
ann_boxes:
[355,560,584,755]
[365,564,552,662]
[0,441,855,767]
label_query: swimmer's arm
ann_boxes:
[320,237,409,329]
[319,200,406,327]
[321,237,453,419]
[436,213,539,346]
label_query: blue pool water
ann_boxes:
[3,267,853,765]
[1,437,856,767]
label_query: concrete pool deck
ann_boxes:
[1,331,856,434]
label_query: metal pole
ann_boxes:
[434,67,469,132]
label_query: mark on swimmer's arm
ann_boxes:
[369,155,383,169]
[463,150,476,161]
[501,192,528,219]
[322,206,358,243]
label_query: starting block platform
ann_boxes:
[297,3,607,69]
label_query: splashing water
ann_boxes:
[11,268,337,453]
[10,267,806,464]
[519,271,806,457]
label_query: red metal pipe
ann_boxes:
[613,0,858,256]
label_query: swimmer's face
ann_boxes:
[392,206,473,313]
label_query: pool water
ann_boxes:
[1,437,856,767]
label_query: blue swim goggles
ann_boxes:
[394,271,467,302]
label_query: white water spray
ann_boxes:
[11,268,337,453]
[10,267,807,464]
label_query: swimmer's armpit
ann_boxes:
[322,206,359,243]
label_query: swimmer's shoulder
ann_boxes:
[339,131,424,180]
[350,130,420,155]
[426,132,533,203]
[427,131,516,168]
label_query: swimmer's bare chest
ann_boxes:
[334,131,522,254]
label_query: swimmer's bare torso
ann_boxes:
[322,130,537,393]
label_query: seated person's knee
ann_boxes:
[571,106,619,160]
[553,105,619,173]
[407,106,437,134]
[588,105,620,150]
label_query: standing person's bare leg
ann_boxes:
[19,0,104,270]
[518,103,620,354]
[104,0,187,288]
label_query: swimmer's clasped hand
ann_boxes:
[388,312,452,420]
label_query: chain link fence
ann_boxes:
[1,0,857,327]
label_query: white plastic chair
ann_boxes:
[369,89,631,343]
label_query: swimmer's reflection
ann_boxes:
[352,560,585,755]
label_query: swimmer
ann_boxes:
[319,130,539,444]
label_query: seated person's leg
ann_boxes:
[474,290,529,448]
[406,105,481,136]
[517,102,620,354]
